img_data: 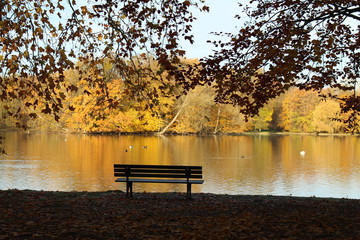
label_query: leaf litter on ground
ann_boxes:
[1,190,360,239]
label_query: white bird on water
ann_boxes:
[125,145,133,152]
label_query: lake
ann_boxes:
[1,131,360,198]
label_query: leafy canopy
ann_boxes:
[0,0,207,128]
[1,0,359,131]
[194,0,359,130]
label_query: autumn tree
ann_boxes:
[2,0,359,136]
[252,103,274,131]
[191,0,359,131]
[210,104,252,133]
[167,85,214,133]
[62,57,177,133]
[0,0,207,128]
[313,99,342,133]
[280,88,320,132]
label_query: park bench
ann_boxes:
[114,164,204,199]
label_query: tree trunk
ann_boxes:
[213,105,221,134]
[158,95,189,135]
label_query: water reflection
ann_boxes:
[1,132,360,198]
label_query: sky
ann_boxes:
[180,0,245,59]
[181,1,359,60]
[54,0,244,60]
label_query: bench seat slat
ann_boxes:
[114,164,202,169]
[114,169,202,174]
[114,173,203,178]
[115,178,204,184]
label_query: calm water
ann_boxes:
[1,131,360,198]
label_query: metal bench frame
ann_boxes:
[114,164,204,199]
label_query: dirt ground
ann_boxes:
[1,190,360,239]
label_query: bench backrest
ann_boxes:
[114,164,203,181]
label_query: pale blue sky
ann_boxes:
[181,0,244,59]
[182,0,359,60]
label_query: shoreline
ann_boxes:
[1,189,360,239]
[1,188,358,200]
[1,127,359,137]
[2,188,359,201]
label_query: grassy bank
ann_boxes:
[1,190,360,239]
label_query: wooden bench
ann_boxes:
[114,164,204,199]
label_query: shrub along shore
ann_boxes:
[1,189,360,239]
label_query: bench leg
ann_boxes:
[130,182,133,197]
[187,183,192,199]
[126,182,129,197]
[126,182,133,198]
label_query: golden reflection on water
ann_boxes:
[1,132,360,198]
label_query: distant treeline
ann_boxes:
[1,60,358,134]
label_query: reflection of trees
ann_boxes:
[3,133,360,195]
